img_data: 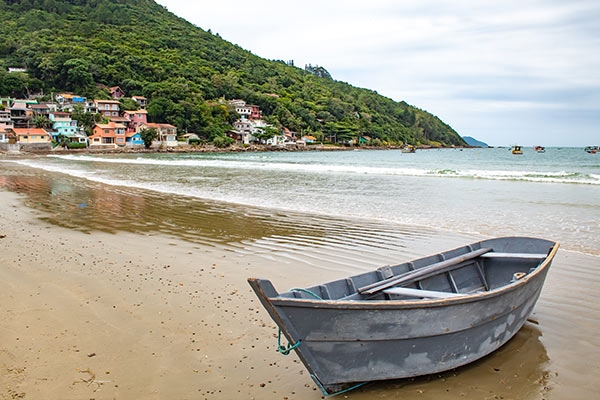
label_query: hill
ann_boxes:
[462,136,488,147]
[0,0,465,147]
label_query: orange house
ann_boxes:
[89,122,127,147]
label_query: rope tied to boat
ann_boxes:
[276,288,323,355]
[277,329,301,355]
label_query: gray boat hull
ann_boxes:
[249,236,558,395]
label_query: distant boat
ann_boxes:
[584,146,598,154]
[534,146,545,153]
[401,144,416,153]
[248,236,559,395]
[511,145,523,155]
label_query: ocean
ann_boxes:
[4,146,599,257]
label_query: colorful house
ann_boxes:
[138,122,178,147]
[123,109,148,132]
[49,112,78,137]
[94,99,120,118]
[89,122,127,147]
[49,112,87,144]
[125,131,144,147]
[12,128,52,144]
[109,86,125,99]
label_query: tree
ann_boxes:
[71,104,101,136]
[33,115,52,129]
[63,58,94,95]
[139,127,158,148]
[253,126,279,144]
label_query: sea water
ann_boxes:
[7,146,600,256]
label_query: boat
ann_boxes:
[511,145,523,154]
[401,144,416,153]
[584,146,598,154]
[248,236,558,395]
[534,146,545,153]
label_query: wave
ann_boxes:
[45,154,600,185]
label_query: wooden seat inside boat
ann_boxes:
[382,287,464,299]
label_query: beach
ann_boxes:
[1,153,600,399]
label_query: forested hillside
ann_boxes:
[0,0,466,146]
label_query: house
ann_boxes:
[138,122,178,147]
[11,128,52,145]
[108,115,131,128]
[125,131,144,147]
[249,104,261,120]
[109,86,125,99]
[233,119,252,133]
[228,99,262,120]
[123,109,148,132]
[29,103,56,118]
[89,122,127,148]
[131,96,147,109]
[55,93,86,107]
[0,110,13,130]
[302,135,317,144]
[94,99,120,118]
[49,112,82,140]
[9,100,35,128]
[226,130,253,145]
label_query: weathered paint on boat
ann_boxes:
[248,236,558,395]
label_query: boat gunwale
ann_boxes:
[266,241,558,310]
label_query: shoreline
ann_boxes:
[0,142,473,158]
[1,165,599,399]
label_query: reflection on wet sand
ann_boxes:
[358,322,550,399]
[0,166,435,257]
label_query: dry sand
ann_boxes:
[1,185,599,400]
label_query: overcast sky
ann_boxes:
[155,0,599,147]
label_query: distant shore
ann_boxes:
[1,142,473,158]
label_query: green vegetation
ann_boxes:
[0,0,465,147]
[139,127,157,149]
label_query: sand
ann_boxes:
[0,189,313,399]
[1,182,600,399]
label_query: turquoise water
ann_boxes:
[7,147,600,255]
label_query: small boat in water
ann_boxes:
[401,144,416,153]
[585,146,598,154]
[248,236,558,395]
[534,146,545,153]
[511,145,523,154]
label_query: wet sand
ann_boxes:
[1,163,599,399]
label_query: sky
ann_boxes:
[154,0,600,147]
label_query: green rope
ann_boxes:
[275,288,321,355]
[277,329,301,355]
[311,374,368,396]
[289,287,323,300]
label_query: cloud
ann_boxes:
[156,0,600,146]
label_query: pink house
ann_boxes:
[110,86,125,99]
[123,109,148,133]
